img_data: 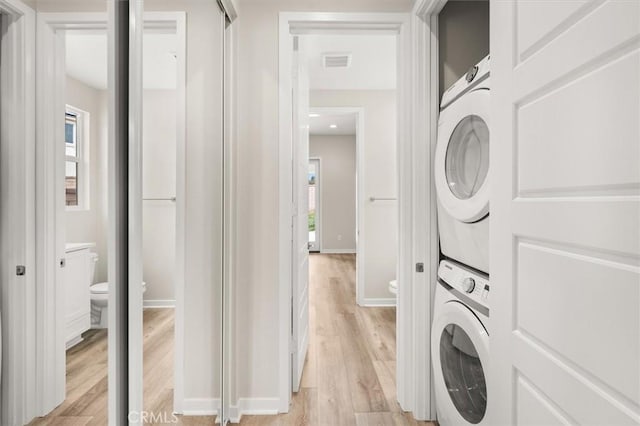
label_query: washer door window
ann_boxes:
[432,297,489,425]
[440,324,487,423]
[445,115,489,200]
[435,89,490,223]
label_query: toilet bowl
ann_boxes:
[88,254,147,329]
[389,279,397,295]
[90,281,147,328]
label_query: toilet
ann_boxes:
[89,253,147,329]
[389,279,397,295]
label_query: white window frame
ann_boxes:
[64,104,90,211]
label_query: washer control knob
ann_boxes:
[462,277,476,293]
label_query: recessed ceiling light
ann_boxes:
[309,113,320,118]
[329,124,337,129]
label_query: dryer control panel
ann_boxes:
[438,260,490,307]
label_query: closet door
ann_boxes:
[490,1,640,424]
[138,1,232,424]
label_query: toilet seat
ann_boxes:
[91,282,109,294]
[90,281,147,294]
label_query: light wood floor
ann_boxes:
[30,254,434,425]
[240,254,435,426]
[28,308,218,426]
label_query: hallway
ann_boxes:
[241,254,435,425]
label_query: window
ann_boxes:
[65,106,89,209]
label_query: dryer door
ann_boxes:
[432,300,489,425]
[435,89,490,223]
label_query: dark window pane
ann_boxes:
[66,113,77,157]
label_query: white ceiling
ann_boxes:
[309,112,357,136]
[65,31,177,90]
[303,34,396,91]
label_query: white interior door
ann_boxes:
[490,1,640,424]
[291,35,310,393]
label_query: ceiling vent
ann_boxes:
[322,52,352,68]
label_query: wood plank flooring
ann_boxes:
[239,254,435,426]
[29,254,434,425]
[28,308,219,426]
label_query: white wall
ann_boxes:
[438,0,489,99]
[65,76,108,283]
[142,90,176,304]
[309,135,356,252]
[235,0,409,405]
[311,91,397,301]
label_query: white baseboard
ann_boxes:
[181,397,279,424]
[228,398,280,423]
[143,299,176,308]
[181,398,219,416]
[360,297,397,307]
[320,248,356,254]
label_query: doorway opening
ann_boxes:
[275,12,418,423]
[307,157,321,252]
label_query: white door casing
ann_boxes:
[490,1,640,425]
[291,35,310,393]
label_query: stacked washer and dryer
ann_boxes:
[431,55,491,426]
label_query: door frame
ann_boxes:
[278,11,426,416]
[35,10,187,418]
[411,0,469,419]
[307,156,322,253]
[0,0,36,424]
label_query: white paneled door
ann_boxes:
[490,0,640,424]
[291,36,310,393]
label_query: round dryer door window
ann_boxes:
[445,115,489,200]
[434,88,490,223]
[439,323,487,424]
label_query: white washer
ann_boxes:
[435,56,490,274]
[432,259,489,426]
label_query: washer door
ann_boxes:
[432,300,489,425]
[435,89,490,223]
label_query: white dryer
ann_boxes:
[432,259,489,426]
[435,55,490,274]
